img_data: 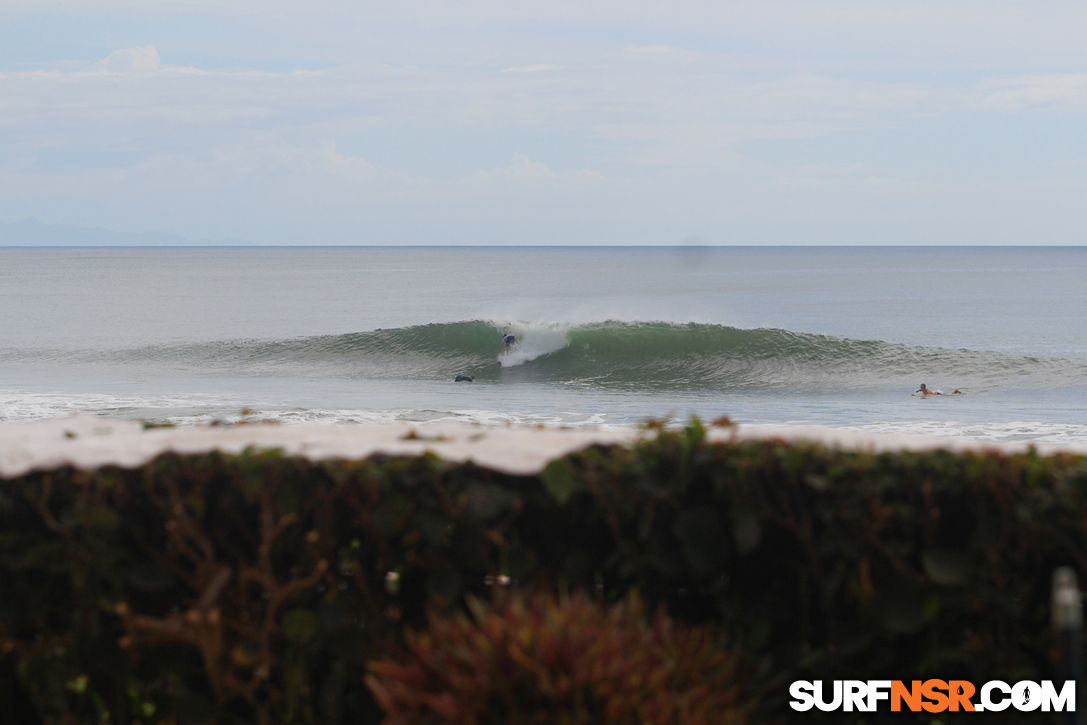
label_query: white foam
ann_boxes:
[850,420,1087,450]
[0,391,245,422]
[0,390,639,430]
[496,322,572,367]
[7,390,1087,452]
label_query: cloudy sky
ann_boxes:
[1,1,1085,245]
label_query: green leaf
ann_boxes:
[730,507,762,554]
[674,509,729,577]
[282,609,318,644]
[415,510,453,547]
[541,460,582,505]
[922,550,971,586]
[371,495,413,538]
[462,482,518,520]
[79,503,120,534]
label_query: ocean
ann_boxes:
[2,245,1086,447]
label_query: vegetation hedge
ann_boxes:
[2,421,1087,723]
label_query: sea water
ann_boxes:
[1,246,1086,447]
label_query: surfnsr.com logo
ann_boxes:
[789,680,1076,713]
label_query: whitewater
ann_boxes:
[2,246,1086,447]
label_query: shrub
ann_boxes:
[366,589,745,725]
[3,422,1087,723]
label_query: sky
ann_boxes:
[1,1,1085,245]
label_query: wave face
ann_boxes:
[67,320,1085,392]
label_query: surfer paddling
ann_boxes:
[916,383,963,396]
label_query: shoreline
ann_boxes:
[1,415,1076,480]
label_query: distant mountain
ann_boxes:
[0,218,252,246]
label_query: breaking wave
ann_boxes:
[17,320,1080,393]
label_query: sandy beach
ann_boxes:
[0,415,1062,481]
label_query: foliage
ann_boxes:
[0,451,518,724]
[366,589,745,725]
[2,423,1087,723]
